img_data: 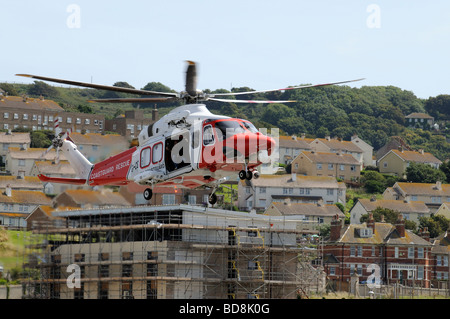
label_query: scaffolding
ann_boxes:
[22,204,325,299]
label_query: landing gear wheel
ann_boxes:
[143,188,153,201]
[239,170,246,180]
[246,170,253,180]
[208,193,217,205]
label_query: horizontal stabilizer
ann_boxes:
[37,174,87,185]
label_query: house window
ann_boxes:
[350,264,355,275]
[350,246,356,257]
[76,118,81,124]
[357,246,362,257]
[18,159,25,167]
[432,196,442,204]
[317,163,322,170]
[3,124,8,130]
[330,267,336,276]
[408,247,414,259]
[23,114,28,120]
[411,195,418,201]
[259,187,266,194]
[417,266,424,280]
[188,195,196,205]
[328,163,334,170]
[13,113,18,119]
[357,264,363,276]
[327,189,334,196]
[418,248,424,259]
[3,112,8,119]
[437,255,442,266]
[85,119,90,125]
[350,165,356,171]
[162,194,175,205]
[340,164,345,171]
[67,117,72,124]
[383,162,388,168]
[259,199,266,207]
[395,247,399,258]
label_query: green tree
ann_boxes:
[418,215,450,238]
[424,94,450,120]
[360,207,416,231]
[406,162,446,183]
[439,160,450,183]
[28,81,59,98]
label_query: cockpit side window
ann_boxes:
[203,124,215,146]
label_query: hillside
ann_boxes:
[2,80,450,160]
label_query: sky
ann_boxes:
[1,0,450,99]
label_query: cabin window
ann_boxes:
[214,120,245,141]
[140,146,151,168]
[152,142,163,164]
[203,125,215,146]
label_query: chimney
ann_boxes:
[419,149,424,155]
[152,104,159,121]
[284,197,291,206]
[380,215,385,223]
[370,196,376,202]
[395,214,406,237]
[325,136,331,141]
[317,199,324,207]
[291,135,297,140]
[398,146,403,152]
[291,173,297,182]
[20,143,27,150]
[420,227,430,242]
[330,214,342,241]
[4,184,12,197]
[367,212,375,231]
[301,133,306,139]
[435,181,442,190]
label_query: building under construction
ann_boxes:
[24,205,325,299]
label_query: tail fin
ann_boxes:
[61,138,93,179]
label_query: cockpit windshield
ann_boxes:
[214,120,246,141]
[241,121,259,133]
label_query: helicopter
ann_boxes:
[16,61,363,204]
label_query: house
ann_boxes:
[0,131,30,167]
[0,176,43,192]
[25,205,61,231]
[322,213,433,289]
[53,189,132,209]
[105,109,158,139]
[309,136,364,166]
[278,135,313,165]
[350,135,375,167]
[434,202,450,220]
[349,198,430,225]
[0,185,52,228]
[0,95,104,134]
[377,149,442,177]
[430,229,450,282]
[5,146,66,177]
[405,112,434,129]
[238,173,346,211]
[69,132,130,163]
[30,160,80,194]
[291,151,360,181]
[383,181,450,213]
[265,200,345,232]
[375,136,413,161]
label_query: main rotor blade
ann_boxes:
[210,78,365,97]
[16,74,180,97]
[185,60,197,97]
[208,98,297,104]
[87,97,178,103]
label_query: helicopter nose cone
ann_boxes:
[231,133,276,158]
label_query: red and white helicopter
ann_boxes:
[17,62,362,204]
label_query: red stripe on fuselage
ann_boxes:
[88,147,136,186]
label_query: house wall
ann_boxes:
[238,183,346,211]
[378,152,406,176]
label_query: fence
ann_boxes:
[355,282,450,299]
